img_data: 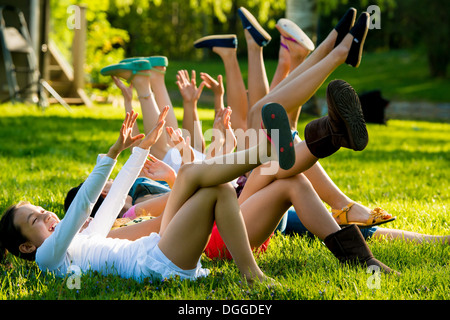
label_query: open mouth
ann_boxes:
[49,222,57,232]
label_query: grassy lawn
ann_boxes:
[0,103,449,303]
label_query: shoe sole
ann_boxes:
[261,103,296,170]
[327,80,368,151]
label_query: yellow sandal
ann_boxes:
[332,202,396,228]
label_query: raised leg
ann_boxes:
[247,32,352,131]
[213,47,249,132]
[158,183,265,282]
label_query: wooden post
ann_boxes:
[71,4,92,107]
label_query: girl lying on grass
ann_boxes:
[0,108,273,284]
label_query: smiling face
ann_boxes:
[13,203,60,253]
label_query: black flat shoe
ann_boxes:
[334,7,357,48]
[238,7,272,47]
[345,12,370,68]
[194,35,238,49]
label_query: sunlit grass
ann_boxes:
[0,103,449,300]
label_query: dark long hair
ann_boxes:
[0,201,36,263]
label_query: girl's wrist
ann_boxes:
[106,146,121,160]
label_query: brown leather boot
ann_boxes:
[304,79,368,158]
[324,225,400,275]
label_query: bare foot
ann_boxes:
[212,46,237,59]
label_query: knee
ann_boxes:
[247,103,263,129]
[177,162,198,184]
[215,183,236,197]
[287,174,313,195]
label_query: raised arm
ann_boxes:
[36,111,145,270]
[83,108,168,237]
[176,69,206,153]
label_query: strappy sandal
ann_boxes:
[332,202,396,228]
[100,60,151,83]
[261,102,296,170]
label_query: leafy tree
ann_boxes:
[316,0,448,78]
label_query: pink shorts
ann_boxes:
[204,223,272,260]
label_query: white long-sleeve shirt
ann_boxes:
[36,147,150,279]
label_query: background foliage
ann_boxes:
[49,0,449,90]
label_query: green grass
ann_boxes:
[0,103,449,301]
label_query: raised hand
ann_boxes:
[108,110,145,159]
[138,106,169,150]
[141,154,177,188]
[176,69,205,104]
[112,76,133,103]
[166,126,195,164]
[200,72,224,97]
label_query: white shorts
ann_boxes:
[134,233,210,282]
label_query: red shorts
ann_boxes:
[204,223,272,260]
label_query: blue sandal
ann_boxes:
[100,60,151,82]
[261,103,296,170]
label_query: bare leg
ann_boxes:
[275,30,311,130]
[158,183,265,282]
[247,32,351,131]
[240,174,340,248]
[238,140,318,203]
[244,29,270,108]
[107,216,162,241]
[149,66,179,130]
[269,29,337,96]
[212,47,248,132]
[269,37,291,91]
[303,161,385,224]
[132,76,171,160]
[372,228,450,245]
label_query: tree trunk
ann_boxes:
[286,0,317,42]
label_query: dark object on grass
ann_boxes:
[359,90,389,124]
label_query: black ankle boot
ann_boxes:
[304,80,368,158]
[324,225,400,275]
